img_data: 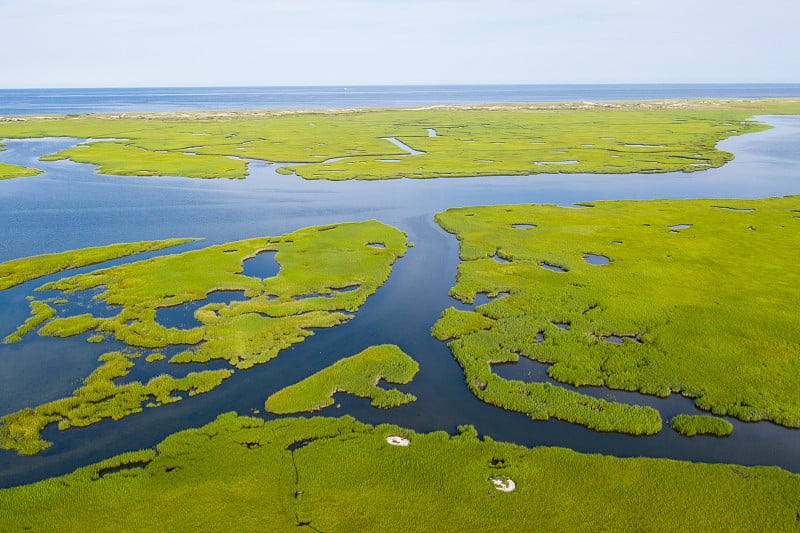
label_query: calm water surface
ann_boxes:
[2,83,800,116]
[0,89,798,487]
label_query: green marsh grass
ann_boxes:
[0,352,232,455]
[1,99,798,181]
[671,415,734,437]
[0,162,41,180]
[3,301,55,343]
[434,196,800,429]
[27,221,406,366]
[2,221,407,454]
[266,345,418,414]
[1,414,798,531]
[0,238,198,291]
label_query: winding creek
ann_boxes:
[0,115,798,486]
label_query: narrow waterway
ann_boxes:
[0,116,798,487]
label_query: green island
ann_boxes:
[433,196,800,431]
[265,344,419,414]
[0,238,198,291]
[0,221,407,455]
[1,413,798,532]
[671,415,734,437]
[0,99,798,181]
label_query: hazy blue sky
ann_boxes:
[2,0,797,88]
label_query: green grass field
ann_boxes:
[1,414,798,532]
[433,196,800,430]
[1,98,799,181]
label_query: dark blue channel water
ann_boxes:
[0,88,798,487]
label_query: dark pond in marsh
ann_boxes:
[0,116,799,486]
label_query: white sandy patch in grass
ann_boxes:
[386,435,410,446]
[491,478,516,492]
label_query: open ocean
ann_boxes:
[1,84,800,116]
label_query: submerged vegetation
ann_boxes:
[0,221,407,454]
[434,196,800,429]
[1,414,799,531]
[1,99,799,181]
[266,344,419,414]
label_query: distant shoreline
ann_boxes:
[1,84,799,117]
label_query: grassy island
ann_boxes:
[0,221,407,454]
[671,415,734,437]
[433,196,800,429]
[1,414,798,532]
[265,344,419,414]
[1,99,798,181]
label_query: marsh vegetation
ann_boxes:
[265,345,419,414]
[434,196,800,428]
[1,96,800,529]
[1,99,799,181]
[0,221,407,454]
[1,414,798,531]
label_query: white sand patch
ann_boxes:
[534,160,579,166]
[386,435,410,446]
[491,478,516,492]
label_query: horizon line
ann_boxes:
[3,82,800,91]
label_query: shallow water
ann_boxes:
[0,115,798,487]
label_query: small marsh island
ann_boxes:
[1,97,799,531]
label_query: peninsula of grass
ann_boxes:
[0,161,41,180]
[433,315,662,435]
[1,221,407,454]
[266,345,418,414]
[0,238,198,291]
[40,141,248,179]
[433,196,800,429]
[1,414,799,532]
[671,415,734,437]
[0,98,798,181]
[3,301,55,343]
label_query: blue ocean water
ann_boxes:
[0,86,799,486]
[1,84,799,116]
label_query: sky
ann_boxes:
[1,0,798,88]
